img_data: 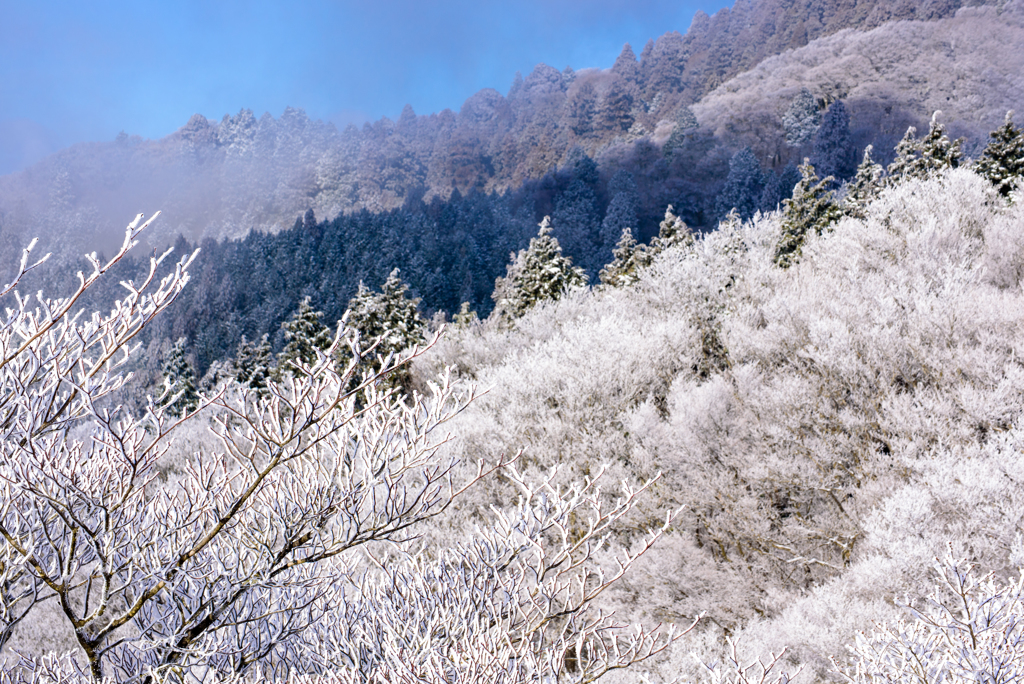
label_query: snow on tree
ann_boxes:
[159,336,200,417]
[276,296,333,378]
[773,159,842,268]
[345,268,426,391]
[811,99,853,182]
[782,87,820,146]
[600,170,640,257]
[716,148,766,221]
[599,227,641,288]
[887,111,964,184]
[491,216,588,322]
[233,333,273,393]
[975,110,1024,197]
[646,204,694,261]
[842,144,885,218]
[0,213,680,684]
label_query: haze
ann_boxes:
[0,0,730,176]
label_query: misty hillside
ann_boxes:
[0,0,1019,263]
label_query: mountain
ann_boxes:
[0,0,1017,262]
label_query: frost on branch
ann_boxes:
[0,213,678,684]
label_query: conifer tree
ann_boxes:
[347,268,426,363]
[716,147,766,221]
[887,111,963,184]
[774,159,842,268]
[843,145,885,218]
[975,110,1024,197]
[492,217,588,321]
[233,333,274,393]
[276,296,333,378]
[159,337,200,416]
[645,204,694,261]
[782,87,820,146]
[599,227,641,288]
[452,301,479,329]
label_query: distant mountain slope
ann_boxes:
[692,2,1024,164]
[0,0,1013,260]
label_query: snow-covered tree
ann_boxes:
[600,170,640,257]
[782,87,820,146]
[599,227,641,288]
[774,159,842,268]
[975,110,1024,197]
[887,111,963,184]
[716,148,766,221]
[491,217,587,322]
[233,333,273,393]
[842,145,885,218]
[276,296,333,378]
[811,99,853,182]
[0,213,678,684]
[345,268,426,391]
[159,337,199,417]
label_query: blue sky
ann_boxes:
[0,0,731,175]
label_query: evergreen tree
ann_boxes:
[663,107,698,158]
[276,297,333,378]
[492,217,588,322]
[233,334,273,394]
[600,170,640,256]
[716,147,766,221]
[811,100,853,182]
[887,111,963,184]
[645,204,694,261]
[599,227,641,288]
[975,110,1024,197]
[160,337,200,417]
[774,159,842,268]
[782,87,820,146]
[452,301,479,329]
[552,177,601,275]
[345,268,426,392]
[843,145,885,218]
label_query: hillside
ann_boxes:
[0,0,1014,262]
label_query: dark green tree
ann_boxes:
[811,100,853,182]
[599,227,641,288]
[276,297,333,378]
[716,147,766,221]
[160,337,200,417]
[492,217,588,322]
[774,160,842,268]
[975,111,1024,197]
[600,170,640,256]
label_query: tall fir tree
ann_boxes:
[843,145,885,219]
[645,205,694,262]
[345,268,426,392]
[782,87,820,146]
[716,147,766,221]
[276,297,333,378]
[600,170,640,257]
[975,111,1024,197]
[599,227,641,288]
[492,217,588,322]
[160,337,200,417]
[233,334,274,394]
[811,100,853,182]
[774,160,842,268]
[887,111,963,184]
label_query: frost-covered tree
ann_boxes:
[646,204,694,261]
[782,87,820,146]
[975,110,1024,197]
[774,159,842,268]
[233,333,273,393]
[276,296,333,378]
[599,227,641,288]
[842,145,885,218]
[0,213,678,684]
[159,337,199,417]
[811,99,853,182]
[716,148,766,221]
[345,268,426,391]
[491,217,587,322]
[887,111,963,184]
[600,170,640,257]
[760,163,802,213]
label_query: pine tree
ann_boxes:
[345,268,426,392]
[599,227,641,288]
[975,110,1024,197]
[774,159,842,268]
[811,100,853,182]
[492,217,588,322]
[887,111,963,184]
[452,301,479,329]
[843,145,885,218]
[645,204,694,261]
[600,170,640,256]
[782,87,820,146]
[233,334,273,393]
[276,297,333,378]
[716,147,766,221]
[160,337,200,417]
